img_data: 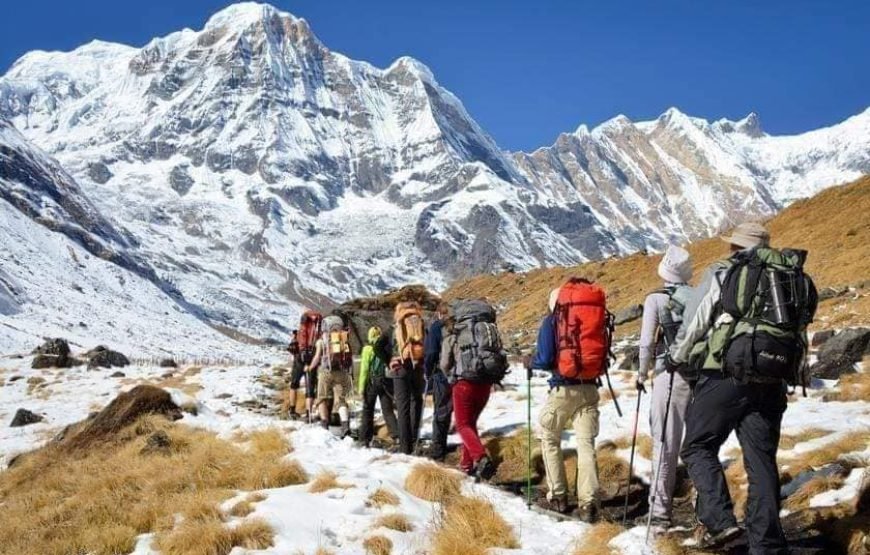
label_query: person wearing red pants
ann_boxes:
[450,379,493,478]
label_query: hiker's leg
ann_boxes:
[359,381,377,445]
[538,388,571,500]
[649,371,692,522]
[393,373,413,454]
[305,369,318,417]
[430,372,453,458]
[378,377,399,440]
[467,381,492,463]
[409,365,425,444]
[317,372,332,426]
[737,383,788,555]
[681,374,743,534]
[452,381,475,472]
[335,371,350,424]
[571,384,600,506]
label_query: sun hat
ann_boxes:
[658,245,693,284]
[548,288,560,313]
[721,222,770,249]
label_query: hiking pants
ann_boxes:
[681,372,788,555]
[452,379,491,472]
[431,371,454,458]
[538,384,600,505]
[393,363,425,455]
[316,369,352,409]
[289,358,317,399]
[649,370,693,523]
[358,375,399,446]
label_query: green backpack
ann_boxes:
[706,247,818,385]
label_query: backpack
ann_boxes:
[554,279,612,381]
[716,247,817,385]
[299,311,323,364]
[450,299,509,384]
[653,284,693,376]
[394,301,425,364]
[322,315,352,372]
[367,327,387,378]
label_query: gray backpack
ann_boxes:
[450,299,509,384]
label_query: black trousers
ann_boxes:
[358,374,399,445]
[393,362,425,455]
[430,371,453,457]
[289,357,317,399]
[681,371,788,555]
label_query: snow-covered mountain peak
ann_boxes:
[204,2,297,29]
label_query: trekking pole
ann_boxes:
[525,358,533,509]
[622,386,643,525]
[645,369,676,544]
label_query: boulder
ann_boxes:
[159,358,178,368]
[62,385,181,449]
[32,338,70,358]
[614,304,643,326]
[811,327,870,380]
[618,345,640,371]
[10,408,43,427]
[781,464,848,499]
[817,287,847,302]
[88,348,130,370]
[110,371,126,378]
[32,354,66,369]
[811,330,835,348]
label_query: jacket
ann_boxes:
[439,333,460,383]
[359,328,387,394]
[638,283,691,376]
[424,319,444,376]
[669,259,732,366]
[531,313,585,388]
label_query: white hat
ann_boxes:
[658,245,693,284]
[721,222,770,249]
[548,288,560,312]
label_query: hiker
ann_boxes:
[287,311,323,421]
[425,302,452,461]
[281,329,301,419]
[669,222,816,553]
[389,301,427,455]
[439,299,509,480]
[310,315,354,436]
[636,245,695,536]
[357,326,399,447]
[532,282,611,522]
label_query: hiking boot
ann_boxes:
[429,445,447,462]
[320,419,329,430]
[647,518,671,539]
[696,525,743,549]
[574,502,599,523]
[474,456,497,482]
[339,422,351,438]
[537,495,570,515]
[286,410,300,421]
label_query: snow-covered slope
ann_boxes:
[1,2,868,348]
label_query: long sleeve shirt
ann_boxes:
[424,319,444,376]
[670,261,731,364]
[358,344,375,395]
[531,314,585,388]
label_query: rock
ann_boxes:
[810,330,835,348]
[31,354,73,369]
[215,393,232,399]
[84,345,108,357]
[110,371,126,378]
[817,287,847,302]
[614,304,643,326]
[161,371,175,379]
[159,358,178,368]
[8,375,23,382]
[618,345,640,371]
[62,385,181,449]
[811,327,870,379]
[88,348,130,370]
[140,430,172,455]
[781,464,848,499]
[32,338,70,358]
[10,408,43,427]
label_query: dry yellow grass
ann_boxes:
[431,495,520,555]
[724,457,749,520]
[655,534,688,555]
[404,462,463,502]
[247,428,293,456]
[363,535,393,555]
[779,428,830,450]
[613,434,653,460]
[228,492,268,518]
[783,431,870,475]
[367,487,400,508]
[596,445,630,485]
[570,522,624,555]
[374,513,414,532]
[484,427,542,483]
[309,471,355,493]
[823,371,870,402]
[0,416,305,555]
[444,177,870,345]
[783,475,846,511]
[156,516,274,555]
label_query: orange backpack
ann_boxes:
[554,279,612,381]
[298,310,323,363]
[394,301,425,363]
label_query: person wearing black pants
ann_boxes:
[392,360,425,455]
[358,330,399,446]
[425,303,451,460]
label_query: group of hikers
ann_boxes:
[281,222,817,555]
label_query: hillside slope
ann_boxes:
[444,176,870,348]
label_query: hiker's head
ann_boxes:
[548,288,561,313]
[436,302,449,319]
[367,326,382,344]
[722,222,769,251]
[658,245,693,284]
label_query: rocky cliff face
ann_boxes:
[1,2,868,344]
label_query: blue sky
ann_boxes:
[1,0,867,151]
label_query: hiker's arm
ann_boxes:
[637,294,659,378]
[423,321,441,376]
[670,275,721,364]
[308,341,323,371]
[439,335,455,374]
[358,345,372,395]
[531,316,555,370]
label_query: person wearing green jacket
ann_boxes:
[357,326,399,447]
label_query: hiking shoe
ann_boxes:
[320,419,329,430]
[474,456,497,482]
[696,525,743,549]
[574,502,599,523]
[647,519,670,539]
[537,496,570,515]
[339,422,351,438]
[429,445,447,462]
[286,411,300,421]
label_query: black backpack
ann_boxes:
[450,299,509,384]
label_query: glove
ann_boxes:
[663,354,679,373]
[635,372,647,393]
[521,354,532,370]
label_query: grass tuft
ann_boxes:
[227,492,268,518]
[309,471,354,493]
[778,428,830,450]
[404,462,463,503]
[431,495,519,555]
[783,431,870,475]
[784,475,846,511]
[367,487,400,508]
[822,371,870,402]
[363,535,393,555]
[374,513,414,532]
[570,522,624,555]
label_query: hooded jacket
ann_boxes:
[358,327,386,395]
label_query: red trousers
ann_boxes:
[452,380,492,472]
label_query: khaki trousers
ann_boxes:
[538,384,600,505]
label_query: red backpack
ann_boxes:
[298,310,323,363]
[554,279,612,381]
